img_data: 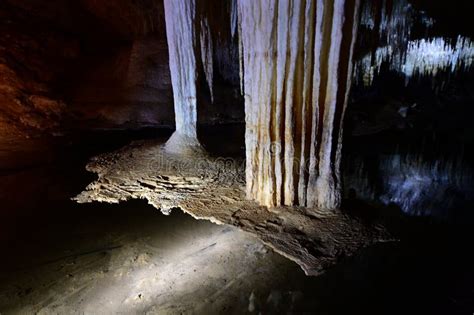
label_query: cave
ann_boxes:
[1,0,474,314]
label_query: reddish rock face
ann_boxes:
[81,0,166,40]
[0,2,80,137]
[66,38,175,130]
[0,0,169,137]
[3,0,165,40]
[0,0,243,137]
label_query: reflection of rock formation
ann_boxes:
[344,151,474,218]
[238,0,360,211]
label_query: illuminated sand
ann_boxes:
[0,207,310,314]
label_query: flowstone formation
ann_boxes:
[76,0,392,275]
[75,140,390,276]
[238,0,360,211]
[162,0,237,155]
[162,0,202,155]
[164,0,364,212]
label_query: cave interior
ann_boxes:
[1,0,474,314]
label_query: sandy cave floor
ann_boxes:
[1,130,473,314]
[0,133,320,314]
[0,204,317,314]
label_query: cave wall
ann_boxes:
[0,0,162,137]
[1,0,473,218]
[65,38,175,130]
[0,0,243,138]
[0,2,80,137]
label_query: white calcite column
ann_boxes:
[163,0,202,154]
[238,0,360,212]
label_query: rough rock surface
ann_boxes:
[0,0,244,135]
[81,0,165,40]
[75,140,391,276]
[65,39,175,130]
[0,2,79,137]
[238,0,360,211]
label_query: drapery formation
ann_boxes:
[163,0,236,154]
[163,0,360,211]
[238,0,360,211]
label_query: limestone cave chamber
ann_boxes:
[1,0,474,314]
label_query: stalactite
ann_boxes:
[238,0,360,211]
[163,0,202,154]
[214,37,240,85]
[355,0,474,87]
[230,0,238,39]
[356,36,474,86]
[163,0,239,154]
[200,17,214,103]
[237,6,244,95]
[359,0,375,30]
[403,37,474,79]
[378,0,414,49]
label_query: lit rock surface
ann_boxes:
[163,0,202,154]
[356,36,474,86]
[75,140,391,276]
[238,0,360,211]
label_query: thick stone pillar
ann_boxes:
[238,0,360,211]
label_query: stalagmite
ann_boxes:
[163,0,202,155]
[238,0,360,212]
